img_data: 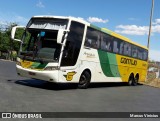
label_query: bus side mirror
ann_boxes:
[57,29,64,44]
[11,26,25,42]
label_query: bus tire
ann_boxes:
[78,71,91,89]
[133,75,139,86]
[128,75,134,86]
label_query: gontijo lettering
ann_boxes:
[120,57,137,66]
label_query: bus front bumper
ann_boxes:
[16,65,59,83]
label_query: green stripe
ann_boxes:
[30,62,47,69]
[36,63,47,69]
[98,50,120,77]
[101,28,112,35]
[90,24,101,31]
[90,24,113,35]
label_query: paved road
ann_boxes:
[0,60,160,121]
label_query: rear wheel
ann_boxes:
[128,76,134,86]
[133,76,139,86]
[78,71,91,89]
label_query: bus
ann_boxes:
[11,16,148,89]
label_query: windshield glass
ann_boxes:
[20,29,61,62]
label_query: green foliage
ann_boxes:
[0,22,22,52]
[0,32,10,52]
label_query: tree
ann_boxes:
[0,22,19,59]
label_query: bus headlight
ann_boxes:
[44,66,59,71]
[16,61,21,66]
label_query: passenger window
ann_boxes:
[124,42,131,56]
[143,50,148,61]
[132,46,138,58]
[85,38,92,47]
[128,44,132,56]
[101,33,112,52]
[85,27,100,49]
[119,42,124,54]
[138,48,143,60]
[113,39,119,53]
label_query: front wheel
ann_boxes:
[78,71,91,89]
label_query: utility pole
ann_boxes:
[146,0,154,83]
[147,0,154,49]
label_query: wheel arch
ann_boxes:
[78,68,92,89]
[79,67,93,81]
[81,68,92,79]
[135,73,139,79]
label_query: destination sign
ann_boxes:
[27,18,68,30]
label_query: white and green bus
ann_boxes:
[11,16,148,88]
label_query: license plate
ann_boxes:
[29,72,36,76]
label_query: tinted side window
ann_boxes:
[113,39,119,53]
[137,47,143,60]
[143,50,148,61]
[132,45,138,58]
[61,21,84,66]
[119,41,124,54]
[101,33,113,52]
[85,27,100,49]
[123,42,131,56]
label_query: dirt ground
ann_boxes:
[141,72,160,88]
[141,78,160,88]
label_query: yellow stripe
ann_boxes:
[20,60,34,68]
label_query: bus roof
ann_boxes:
[32,15,90,25]
[31,15,148,50]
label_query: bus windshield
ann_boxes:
[20,29,62,62]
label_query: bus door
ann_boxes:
[59,21,85,82]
